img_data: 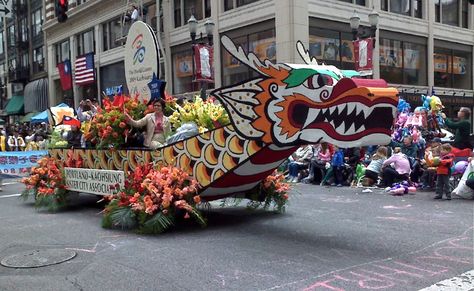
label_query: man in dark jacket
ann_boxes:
[442,107,472,150]
[389,136,418,158]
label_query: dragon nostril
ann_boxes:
[291,103,309,127]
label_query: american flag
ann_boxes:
[74,53,95,86]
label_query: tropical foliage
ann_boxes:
[102,164,206,234]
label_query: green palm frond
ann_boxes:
[140,212,175,234]
[110,207,137,229]
[189,207,207,228]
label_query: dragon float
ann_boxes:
[50,36,399,201]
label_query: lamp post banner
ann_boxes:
[125,21,160,102]
[353,38,373,75]
[193,44,214,83]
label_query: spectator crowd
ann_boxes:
[281,107,474,200]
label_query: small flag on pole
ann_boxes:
[74,53,95,86]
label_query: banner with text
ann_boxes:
[64,168,125,196]
[0,150,49,175]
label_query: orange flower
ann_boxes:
[193,195,201,204]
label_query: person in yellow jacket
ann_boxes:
[7,131,26,151]
[0,130,6,152]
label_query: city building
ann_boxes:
[0,0,48,123]
[41,0,473,124]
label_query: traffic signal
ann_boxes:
[56,0,68,23]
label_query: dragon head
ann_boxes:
[211,36,399,148]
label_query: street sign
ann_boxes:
[0,0,12,17]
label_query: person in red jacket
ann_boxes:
[434,144,454,200]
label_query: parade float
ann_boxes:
[21,21,399,233]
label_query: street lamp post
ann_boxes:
[350,8,379,44]
[187,14,215,101]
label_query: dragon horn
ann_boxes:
[296,41,319,65]
[221,35,289,77]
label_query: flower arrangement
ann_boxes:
[225,171,290,213]
[85,95,148,148]
[102,163,206,234]
[20,157,68,212]
[168,96,230,133]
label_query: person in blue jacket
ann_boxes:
[331,146,345,187]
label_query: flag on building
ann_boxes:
[57,60,72,90]
[353,38,374,76]
[193,44,214,83]
[74,53,95,86]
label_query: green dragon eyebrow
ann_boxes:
[283,68,340,88]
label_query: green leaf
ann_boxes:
[110,207,137,229]
[189,207,207,227]
[140,212,175,234]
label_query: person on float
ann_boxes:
[64,118,85,148]
[124,99,171,150]
[441,107,472,155]
[77,99,98,122]
[7,131,26,151]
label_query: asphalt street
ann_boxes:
[0,178,472,291]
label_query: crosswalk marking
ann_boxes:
[419,270,474,291]
[0,193,21,198]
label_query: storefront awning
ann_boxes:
[24,78,49,113]
[5,95,24,115]
[20,112,38,123]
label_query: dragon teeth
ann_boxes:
[347,103,356,115]
[335,121,345,134]
[303,108,319,128]
[345,122,356,135]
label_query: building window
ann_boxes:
[0,31,3,55]
[143,2,159,31]
[309,27,355,70]
[434,47,472,90]
[338,0,366,5]
[221,29,275,86]
[7,25,15,47]
[174,0,213,27]
[224,0,261,11]
[8,58,16,73]
[172,50,193,94]
[32,8,43,37]
[435,0,468,27]
[55,40,70,65]
[33,47,44,73]
[380,37,427,86]
[102,18,122,51]
[381,0,422,18]
[20,52,28,69]
[19,17,28,42]
[77,29,95,55]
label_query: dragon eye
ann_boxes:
[303,74,327,89]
